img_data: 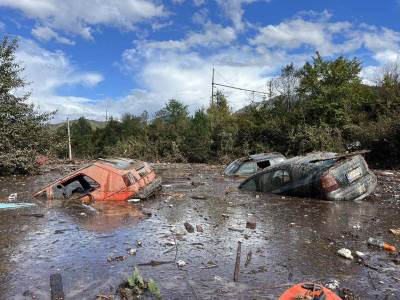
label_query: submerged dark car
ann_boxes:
[224,152,286,177]
[239,151,377,201]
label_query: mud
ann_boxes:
[0,164,399,299]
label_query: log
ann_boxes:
[233,241,242,282]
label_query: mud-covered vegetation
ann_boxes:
[1,36,400,174]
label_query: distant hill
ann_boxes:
[49,119,107,130]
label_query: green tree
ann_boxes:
[0,36,54,174]
[184,109,211,162]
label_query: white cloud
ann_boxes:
[251,16,355,55]
[0,0,166,40]
[32,26,75,45]
[215,0,268,30]
[135,22,236,51]
[15,38,104,120]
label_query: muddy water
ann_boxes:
[0,164,399,299]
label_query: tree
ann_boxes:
[0,36,54,174]
[184,109,211,162]
[296,52,367,128]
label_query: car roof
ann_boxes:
[242,152,285,163]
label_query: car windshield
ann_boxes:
[224,160,241,175]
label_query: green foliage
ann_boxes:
[148,279,161,299]
[0,36,55,175]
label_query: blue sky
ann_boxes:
[1,0,400,122]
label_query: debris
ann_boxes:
[389,228,400,236]
[177,260,186,268]
[222,214,229,219]
[128,248,137,255]
[107,255,126,263]
[8,193,17,202]
[138,260,173,267]
[368,237,397,252]
[196,224,203,232]
[355,251,366,258]
[200,261,218,269]
[228,227,244,233]
[20,213,44,218]
[50,273,65,300]
[338,288,360,300]
[184,221,194,233]
[0,203,35,210]
[246,216,257,230]
[137,240,142,247]
[337,248,353,260]
[244,251,252,267]
[233,241,242,282]
[325,279,340,290]
[191,195,207,200]
[128,198,140,203]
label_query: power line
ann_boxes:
[213,82,268,95]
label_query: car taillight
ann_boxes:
[321,173,340,192]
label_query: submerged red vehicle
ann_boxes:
[34,158,162,203]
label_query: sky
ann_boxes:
[1,0,400,122]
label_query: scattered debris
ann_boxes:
[191,195,208,200]
[389,228,400,236]
[107,255,126,263]
[50,273,65,300]
[128,198,140,203]
[338,287,360,300]
[0,203,35,210]
[177,260,186,268]
[368,237,397,252]
[128,248,137,256]
[228,227,244,233]
[138,260,173,267]
[184,221,194,233]
[246,216,257,230]
[222,214,229,219]
[244,251,252,267]
[20,213,44,218]
[338,248,354,260]
[196,224,203,232]
[8,193,17,202]
[354,251,366,258]
[233,241,242,282]
[325,279,340,290]
[137,240,142,247]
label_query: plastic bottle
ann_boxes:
[368,237,397,252]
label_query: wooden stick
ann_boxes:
[233,241,242,282]
[50,273,65,300]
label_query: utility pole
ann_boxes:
[211,67,215,105]
[67,118,72,161]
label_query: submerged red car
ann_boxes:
[34,158,161,203]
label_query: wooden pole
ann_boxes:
[67,118,72,161]
[233,241,242,282]
[211,67,215,105]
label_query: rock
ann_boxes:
[177,260,186,268]
[355,251,366,258]
[196,224,203,232]
[337,248,353,260]
[137,240,142,247]
[222,214,229,219]
[128,248,137,255]
[184,222,194,233]
[246,216,257,230]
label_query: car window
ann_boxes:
[53,175,100,199]
[224,160,240,175]
[259,169,291,192]
[241,178,257,191]
[236,161,257,175]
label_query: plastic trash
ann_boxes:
[337,248,353,260]
[368,237,397,252]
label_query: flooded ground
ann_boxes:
[0,163,399,299]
